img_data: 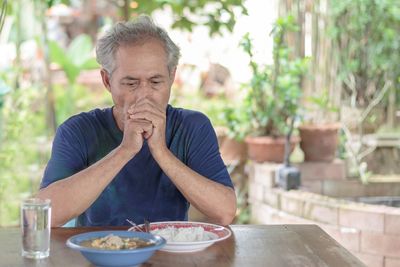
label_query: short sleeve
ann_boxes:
[186,114,234,189]
[40,122,87,189]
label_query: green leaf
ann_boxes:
[81,58,99,70]
[49,40,67,68]
[67,34,93,67]
[0,78,11,96]
[63,63,80,85]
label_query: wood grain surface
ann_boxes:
[0,224,365,267]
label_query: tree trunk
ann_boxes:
[14,0,22,90]
[123,0,130,21]
[37,1,57,134]
[387,86,396,129]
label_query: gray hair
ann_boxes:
[96,15,181,75]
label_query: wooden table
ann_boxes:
[0,224,365,267]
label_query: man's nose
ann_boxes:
[136,81,151,101]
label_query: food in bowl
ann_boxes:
[66,231,166,267]
[80,234,155,250]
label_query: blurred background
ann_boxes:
[0,2,399,265]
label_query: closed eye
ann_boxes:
[121,81,139,88]
[150,80,164,88]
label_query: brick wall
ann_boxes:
[248,162,400,267]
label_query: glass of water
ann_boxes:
[21,198,51,259]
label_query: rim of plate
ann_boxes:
[66,230,166,254]
[136,221,232,245]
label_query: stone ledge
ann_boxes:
[339,207,385,233]
[385,257,400,267]
[322,180,400,198]
[251,204,361,253]
[322,225,360,253]
[303,199,339,225]
[294,159,346,180]
[385,211,400,235]
[251,203,314,225]
[263,188,281,209]
[248,182,264,202]
[248,160,400,266]
[247,161,278,188]
[352,252,384,267]
[280,193,305,217]
[361,231,400,258]
[300,180,323,194]
[253,187,400,260]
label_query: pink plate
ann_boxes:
[134,221,231,253]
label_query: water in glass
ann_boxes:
[21,198,51,259]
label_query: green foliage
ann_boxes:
[303,88,339,124]
[170,89,230,127]
[234,182,250,224]
[130,0,247,36]
[44,0,70,8]
[0,81,111,226]
[49,34,99,118]
[0,87,50,226]
[329,0,400,107]
[222,105,248,141]
[225,15,309,139]
[49,34,99,85]
[307,90,337,113]
[54,83,112,124]
[0,78,11,109]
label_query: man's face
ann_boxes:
[102,39,174,125]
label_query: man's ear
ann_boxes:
[100,69,111,92]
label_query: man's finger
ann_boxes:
[131,99,164,114]
[130,111,164,128]
[129,119,153,137]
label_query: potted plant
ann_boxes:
[218,103,249,163]
[299,89,340,162]
[225,15,309,163]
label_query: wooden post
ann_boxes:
[387,86,396,129]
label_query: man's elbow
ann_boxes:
[218,213,235,226]
[35,190,73,227]
[216,201,237,226]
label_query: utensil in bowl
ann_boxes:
[144,218,150,233]
[126,219,144,232]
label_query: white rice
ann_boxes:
[151,226,209,242]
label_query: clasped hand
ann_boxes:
[120,99,166,157]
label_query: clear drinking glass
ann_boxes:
[21,198,51,259]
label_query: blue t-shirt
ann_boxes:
[41,105,233,226]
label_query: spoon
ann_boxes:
[126,219,144,232]
[144,218,150,233]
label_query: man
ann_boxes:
[37,15,236,227]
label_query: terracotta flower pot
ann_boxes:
[299,123,341,162]
[220,137,248,164]
[244,136,300,163]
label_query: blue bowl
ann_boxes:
[66,230,166,267]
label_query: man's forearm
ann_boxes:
[36,146,133,227]
[152,148,237,226]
